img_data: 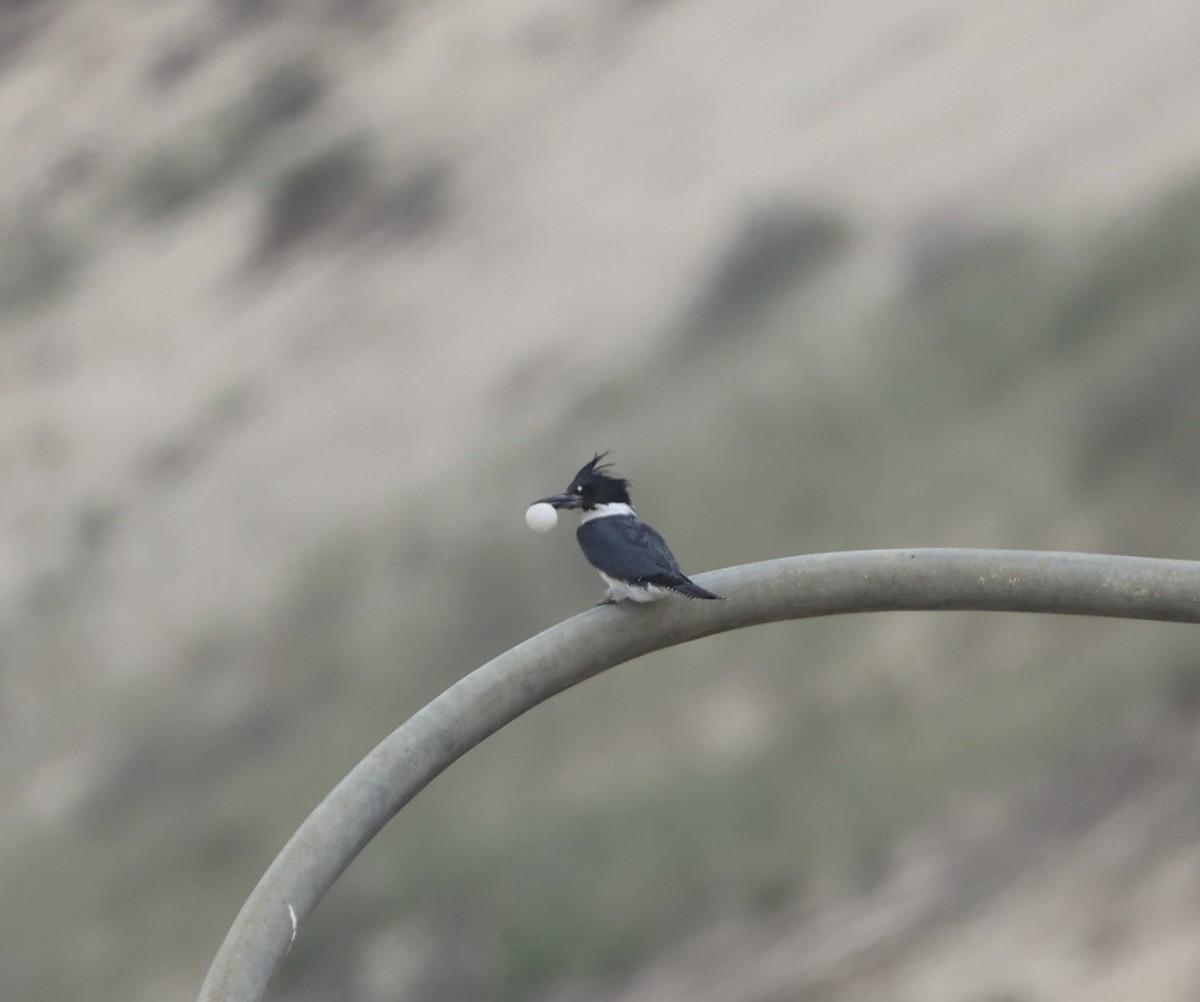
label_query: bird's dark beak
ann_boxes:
[535,492,583,510]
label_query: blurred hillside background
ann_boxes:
[5,0,1200,1000]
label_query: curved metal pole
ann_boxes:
[198,549,1200,1001]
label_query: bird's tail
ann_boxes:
[670,578,723,601]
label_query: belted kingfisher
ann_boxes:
[534,453,723,604]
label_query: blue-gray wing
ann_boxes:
[576,516,685,584]
[576,516,722,599]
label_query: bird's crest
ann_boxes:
[581,451,614,477]
[569,451,631,501]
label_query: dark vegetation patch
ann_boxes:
[255,137,373,255]
[0,0,61,70]
[254,142,452,261]
[0,212,78,312]
[129,55,327,220]
[678,204,853,349]
[1074,322,1200,490]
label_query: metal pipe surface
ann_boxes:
[198,549,1200,1001]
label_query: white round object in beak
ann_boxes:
[525,502,559,533]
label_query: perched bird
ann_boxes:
[534,453,722,604]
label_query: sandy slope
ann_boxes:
[3,0,1200,677]
[5,4,1200,1000]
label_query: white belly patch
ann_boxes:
[598,571,669,603]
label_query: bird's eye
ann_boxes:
[573,485,583,494]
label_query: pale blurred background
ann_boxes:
[5,1,1200,1000]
